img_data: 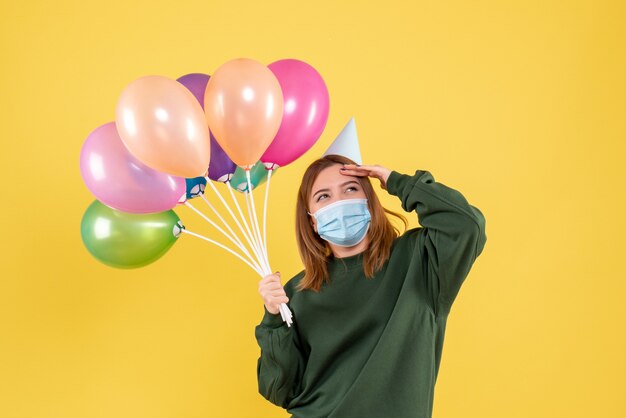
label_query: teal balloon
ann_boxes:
[230,162,278,192]
[81,200,183,269]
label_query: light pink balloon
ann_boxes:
[115,75,211,178]
[80,122,186,214]
[261,59,330,167]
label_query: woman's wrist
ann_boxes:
[261,305,285,328]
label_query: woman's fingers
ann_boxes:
[259,285,287,295]
[263,292,288,303]
[259,277,282,287]
[339,168,374,178]
[341,164,390,190]
[265,282,284,291]
[265,294,288,303]
[341,164,382,176]
[259,271,288,315]
[340,168,370,176]
[263,289,287,299]
[265,295,289,314]
[259,274,281,286]
[340,167,381,180]
[343,163,379,171]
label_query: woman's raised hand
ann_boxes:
[340,164,392,190]
[259,272,289,315]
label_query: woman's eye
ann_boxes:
[347,187,357,192]
[317,193,329,202]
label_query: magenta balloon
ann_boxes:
[261,59,330,167]
[80,122,186,214]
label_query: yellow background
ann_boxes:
[1,0,625,417]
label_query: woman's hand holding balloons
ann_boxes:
[80,58,326,328]
[258,272,289,315]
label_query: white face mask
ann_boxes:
[308,198,371,247]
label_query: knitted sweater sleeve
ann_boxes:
[386,169,487,315]
[254,279,306,408]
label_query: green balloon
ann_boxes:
[230,161,278,192]
[81,200,183,269]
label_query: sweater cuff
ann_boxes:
[386,170,411,197]
[260,305,285,328]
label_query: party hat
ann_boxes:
[322,117,362,164]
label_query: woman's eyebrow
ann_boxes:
[312,180,360,198]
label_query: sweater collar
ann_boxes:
[328,251,365,273]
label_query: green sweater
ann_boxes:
[255,169,487,418]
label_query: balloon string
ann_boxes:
[244,192,270,275]
[246,169,270,272]
[280,304,293,327]
[206,179,265,270]
[244,191,269,274]
[263,169,272,258]
[180,229,262,276]
[203,176,293,327]
[226,182,267,272]
[184,201,254,264]
[245,169,292,327]
[199,193,262,274]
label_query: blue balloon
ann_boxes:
[185,177,207,200]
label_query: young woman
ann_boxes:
[255,154,487,418]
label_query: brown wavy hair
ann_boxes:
[294,154,408,292]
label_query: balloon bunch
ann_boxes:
[80,58,330,327]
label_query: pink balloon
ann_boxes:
[80,122,186,214]
[261,59,330,167]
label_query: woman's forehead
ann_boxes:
[311,165,358,191]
